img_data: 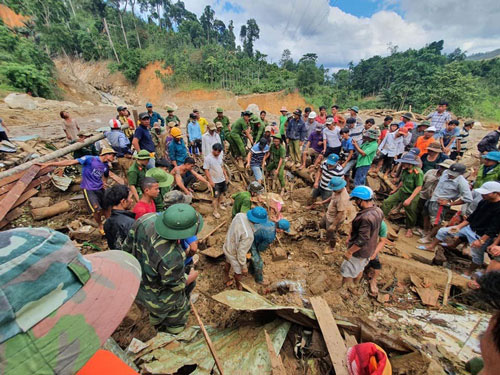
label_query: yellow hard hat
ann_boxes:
[171,127,182,138]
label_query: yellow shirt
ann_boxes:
[198,117,208,134]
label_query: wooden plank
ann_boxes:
[0,188,39,229]
[0,166,54,196]
[264,330,286,375]
[0,173,50,200]
[442,269,453,306]
[344,333,358,348]
[190,302,224,375]
[0,166,41,222]
[310,296,348,375]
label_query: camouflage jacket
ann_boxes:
[122,213,187,311]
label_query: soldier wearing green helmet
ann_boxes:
[230,110,254,160]
[123,203,203,334]
[214,107,236,154]
[265,134,286,193]
[165,107,180,126]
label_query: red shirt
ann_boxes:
[133,200,156,219]
[379,129,388,141]
[315,115,326,124]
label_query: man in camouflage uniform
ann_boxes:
[0,227,141,374]
[123,203,203,334]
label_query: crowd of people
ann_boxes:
[1,98,499,373]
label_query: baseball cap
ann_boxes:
[139,112,150,120]
[0,228,140,374]
[325,117,334,125]
[208,122,217,130]
[448,163,466,177]
[315,124,323,131]
[216,121,223,129]
[265,125,272,132]
[116,105,127,111]
[146,102,153,108]
[475,181,500,195]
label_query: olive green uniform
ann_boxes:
[382,167,424,228]
[267,143,286,188]
[230,117,249,158]
[127,161,147,196]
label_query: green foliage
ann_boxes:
[0,21,56,98]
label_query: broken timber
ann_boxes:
[0,124,128,180]
[310,296,349,375]
[265,330,286,375]
[0,165,41,222]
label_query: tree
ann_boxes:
[240,18,259,57]
[279,49,295,71]
[199,5,214,44]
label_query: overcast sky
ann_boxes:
[182,0,500,70]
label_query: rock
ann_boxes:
[246,103,260,115]
[309,273,328,295]
[4,93,37,110]
[29,197,51,209]
[271,246,287,261]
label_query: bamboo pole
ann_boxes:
[0,123,129,180]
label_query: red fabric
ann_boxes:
[403,122,414,130]
[77,350,138,375]
[133,200,156,219]
[379,129,388,141]
[315,115,326,124]
[346,343,391,375]
[127,118,135,130]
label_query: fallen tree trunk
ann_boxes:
[32,200,72,221]
[0,124,128,180]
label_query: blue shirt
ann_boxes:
[253,221,276,252]
[341,138,355,152]
[0,118,4,132]
[437,127,460,147]
[134,125,155,153]
[286,118,307,141]
[168,138,188,165]
[104,130,130,157]
[77,156,109,191]
[187,121,202,141]
[148,111,164,127]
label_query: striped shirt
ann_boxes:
[452,127,470,151]
[349,123,365,144]
[249,143,269,166]
[319,161,344,190]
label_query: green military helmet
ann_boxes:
[146,168,174,189]
[135,149,152,160]
[364,128,380,140]
[166,107,174,112]
[155,203,203,240]
[250,114,260,124]
[216,107,224,113]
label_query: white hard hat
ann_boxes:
[426,126,437,132]
[109,118,121,129]
[308,111,317,119]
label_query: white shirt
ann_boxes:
[203,153,225,183]
[378,131,404,157]
[323,126,341,148]
[202,131,222,156]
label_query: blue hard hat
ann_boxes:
[326,153,339,165]
[350,185,374,201]
[482,151,500,162]
[247,206,268,224]
[146,102,153,108]
[327,176,347,191]
[277,219,290,232]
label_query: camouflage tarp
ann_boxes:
[137,319,291,375]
